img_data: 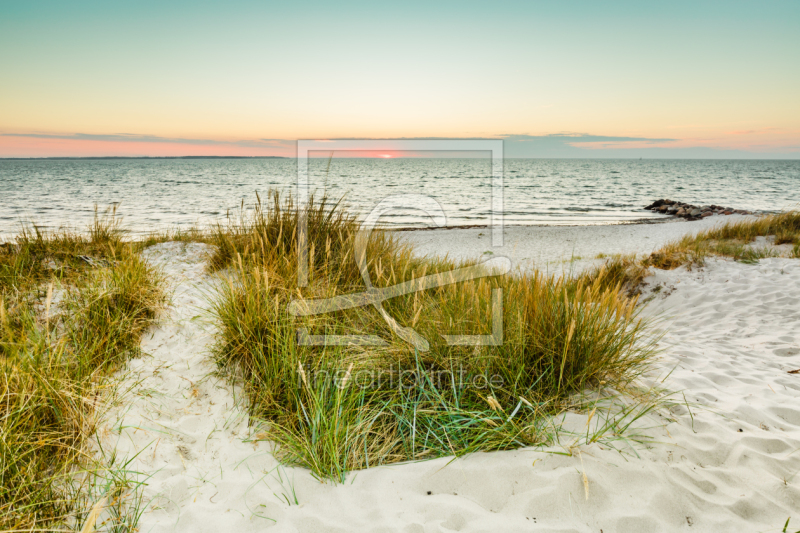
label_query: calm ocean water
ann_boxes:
[1,158,798,239]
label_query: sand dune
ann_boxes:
[93,236,800,532]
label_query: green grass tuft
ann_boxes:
[210,192,659,481]
[0,212,164,531]
[646,211,800,269]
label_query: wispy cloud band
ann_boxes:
[1,132,797,158]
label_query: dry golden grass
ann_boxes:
[0,212,164,531]
[15,199,792,516]
[209,193,659,481]
[645,211,800,269]
[582,255,652,296]
[209,205,800,481]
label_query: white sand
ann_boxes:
[399,215,757,274]
[93,226,800,532]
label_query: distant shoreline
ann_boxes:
[0,156,287,160]
[1,156,799,161]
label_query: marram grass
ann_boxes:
[586,211,800,290]
[209,193,660,481]
[0,213,164,531]
[646,210,800,269]
[10,197,791,521]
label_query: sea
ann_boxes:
[1,158,798,239]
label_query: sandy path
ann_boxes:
[96,241,800,533]
[97,242,283,532]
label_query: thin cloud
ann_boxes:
[499,133,677,143]
[1,132,285,149]
[4,132,796,158]
[725,128,782,136]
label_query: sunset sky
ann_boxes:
[1,1,798,158]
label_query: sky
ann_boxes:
[1,0,799,158]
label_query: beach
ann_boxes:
[5,1,800,530]
[86,217,800,533]
[399,214,758,274]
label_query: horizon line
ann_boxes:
[3,156,800,161]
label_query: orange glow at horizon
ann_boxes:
[1,133,798,159]
[0,136,293,158]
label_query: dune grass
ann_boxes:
[0,213,164,531]
[646,211,800,269]
[209,192,659,481]
[585,212,800,297]
[582,254,652,297]
[4,200,796,521]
